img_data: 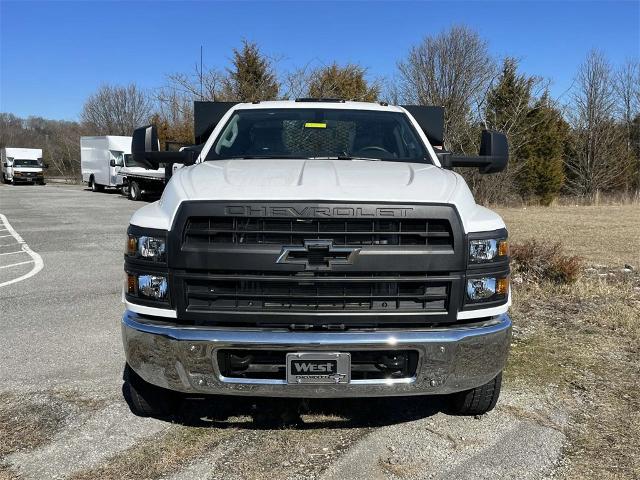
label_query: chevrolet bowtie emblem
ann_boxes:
[276,240,360,271]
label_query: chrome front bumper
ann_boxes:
[122,310,511,398]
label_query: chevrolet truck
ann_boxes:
[121,100,512,417]
[1,147,45,184]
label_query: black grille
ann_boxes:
[184,272,449,313]
[184,216,453,247]
[217,350,419,380]
[169,202,466,326]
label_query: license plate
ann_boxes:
[286,352,351,384]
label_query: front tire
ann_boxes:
[128,180,142,201]
[449,372,502,416]
[90,177,104,192]
[122,364,174,417]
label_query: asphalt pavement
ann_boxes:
[0,183,568,480]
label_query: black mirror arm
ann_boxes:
[437,150,508,174]
[132,150,197,170]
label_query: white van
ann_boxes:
[80,136,131,192]
[1,147,44,184]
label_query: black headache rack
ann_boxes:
[166,201,467,329]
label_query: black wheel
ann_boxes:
[123,364,174,417]
[2,173,7,184]
[449,372,502,416]
[128,180,142,201]
[90,176,104,192]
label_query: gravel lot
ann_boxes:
[0,183,567,480]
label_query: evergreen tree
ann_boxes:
[307,63,379,101]
[485,58,536,157]
[518,94,569,205]
[485,58,567,204]
[222,40,279,102]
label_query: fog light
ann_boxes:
[138,275,168,301]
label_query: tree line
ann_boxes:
[1,25,638,204]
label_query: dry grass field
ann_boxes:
[499,204,639,479]
[496,204,640,267]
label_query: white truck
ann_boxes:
[80,136,131,192]
[121,100,512,418]
[1,147,45,185]
[117,154,166,201]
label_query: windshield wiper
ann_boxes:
[310,155,381,161]
[222,155,311,160]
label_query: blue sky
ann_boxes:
[1,1,638,120]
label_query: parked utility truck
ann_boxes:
[117,154,166,201]
[80,136,131,192]
[1,147,45,184]
[121,100,512,417]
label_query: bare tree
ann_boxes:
[614,59,640,128]
[565,50,630,198]
[397,25,496,153]
[614,58,640,192]
[80,83,153,135]
[164,66,228,102]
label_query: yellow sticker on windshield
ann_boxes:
[304,122,327,129]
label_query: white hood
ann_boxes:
[130,159,505,233]
[13,166,43,173]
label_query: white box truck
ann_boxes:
[80,136,131,192]
[1,147,45,184]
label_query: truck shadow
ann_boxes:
[161,395,446,430]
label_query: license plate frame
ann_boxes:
[286,352,351,384]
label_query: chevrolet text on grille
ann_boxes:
[224,206,415,217]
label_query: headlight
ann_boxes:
[466,276,509,303]
[126,273,169,303]
[469,238,509,264]
[126,234,166,262]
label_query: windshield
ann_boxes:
[123,153,142,168]
[13,159,40,167]
[109,150,125,167]
[206,108,428,163]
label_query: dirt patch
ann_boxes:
[0,393,69,457]
[69,426,236,480]
[0,390,108,458]
[0,462,21,480]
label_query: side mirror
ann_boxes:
[441,130,508,174]
[131,124,197,169]
[109,159,116,167]
[132,125,159,155]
